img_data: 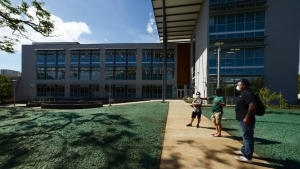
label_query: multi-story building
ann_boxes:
[16,0,300,103]
[0,69,21,78]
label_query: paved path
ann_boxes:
[159,100,275,169]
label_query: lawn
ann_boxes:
[0,102,169,169]
[201,107,300,169]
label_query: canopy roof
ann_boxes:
[151,0,203,43]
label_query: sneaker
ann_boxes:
[234,156,252,163]
[186,123,192,127]
[233,150,243,155]
[196,124,200,128]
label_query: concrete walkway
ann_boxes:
[159,100,274,169]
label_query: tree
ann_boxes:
[0,0,55,53]
[0,74,12,101]
[256,87,280,109]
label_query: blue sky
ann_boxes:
[0,0,159,72]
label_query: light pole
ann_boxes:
[12,80,17,107]
[109,75,112,106]
[31,84,34,103]
[214,42,224,88]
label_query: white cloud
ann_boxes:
[146,12,156,35]
[105,39,108,42]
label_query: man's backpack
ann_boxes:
[252,93,266,116]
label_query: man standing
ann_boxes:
[186,92,202,128]
[201,88,226,137]
[234,79,257,164]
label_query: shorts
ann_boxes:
[191,110,202,119]
[211,111,223,124]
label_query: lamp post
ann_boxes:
[31,84,34,103]
[214,42,224,88]
[109,75,112,106]
[12,80,17,107]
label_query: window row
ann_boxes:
[209,40,264,48]
[209,0,266,9]
[209,68,264,75]
[142,66,174,80]
[70,84,100,97]
[71,50,100,67]
[104,85,136,98]
[209,58,264,67]
[105,49,137,66]
[209,21,264,33]
[210,11,265,26]
[104,66,136,80]
[36,84,65,97]
[209,31,264,39]
[37,51,65,67]
[209,47,264,59]
[142,85,174,99]
[142,49,174,66]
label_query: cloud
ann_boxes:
[146,12,156,35]
[105,39,108,42]
[0,7,92,52]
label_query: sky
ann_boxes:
[0,0,159,72]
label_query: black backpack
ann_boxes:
[247,91,266,116]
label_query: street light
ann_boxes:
[214,41,224,88]
[109,75,112,106]
[31,84,34,103]
[12,80,17,107]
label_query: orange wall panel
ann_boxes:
[177,43,190,85]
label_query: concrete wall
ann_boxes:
[191,0,209,97]
[264,0,300,102]
[17,43,177,101]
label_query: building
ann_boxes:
[0,69,21,78]
[17,0,300,102]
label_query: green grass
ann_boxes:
[0,102,169,169]
[201,107,300,169]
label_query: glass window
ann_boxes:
[57,54,65,66]
[37,54,45,66]
[167,67,174,80]
[46,84,55,97]
[236,13,244,23]
[218,15,226,24]
[218,25,226,32]
[128,53,136,66]
[226,69,234,74]
[91,67,100,80]
[255,47,264,57]
[37,84,45,96]
[256,11,265,21]
[127,85,136,98]
[236,23,244,31]
[246,12,255,22]
[209,69,217,74]
[142,85,151,98]
[115,52,126,66]
[245,58,254,66]
[80,50,90,66]
[91,50,100,66]
[227,24,235,32]
[152,66,163,80]
[245,68,253,74]
[70,54,79,66]
[80,67,90,80]
[46,52,56,66]
[46,67,56,80]
[105,67,114,80]
[209,16,217,26]
[227,14,235,24]
[57,84,65,97]
[80,85,89,97]
[115,67,126,80]
[226,59,234,66]
[235,68,244,74]
[153,53,163,66]
[245,22,254,30]
[255,21,264,29]
[70,67,78,80]
[105,52,114,66]
[254,58,264,66]
[209,26,217,33]
[57,68,65,80]
[142,52,151,66]
[127,67,136,80]
[37,67,45,80]
[255,31,264,36]
[91,85,99,98]
[70,84,79,97]
[115,85,125,98]
[245,48,254,58]
[245,40,254,46]
[152,85,162,99]
[209,59,217,67]
[235,59,244,66]
[245,32,254,37]
[142,66,151,80]
[235,48,244,58]
[253,68,263,74]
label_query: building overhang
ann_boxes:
[151,0,203,43]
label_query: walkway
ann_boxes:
[159,100,274,169]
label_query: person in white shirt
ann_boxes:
[186,92,203,128]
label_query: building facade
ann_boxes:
[16,0,300,103]
[17,43,191,101]
[0,69,21,78]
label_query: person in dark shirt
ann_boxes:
[234,79,257,164]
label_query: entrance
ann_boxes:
[177,89,188,99]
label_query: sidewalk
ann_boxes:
[160,100,274,169]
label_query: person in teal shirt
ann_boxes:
[202,88,226,137]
